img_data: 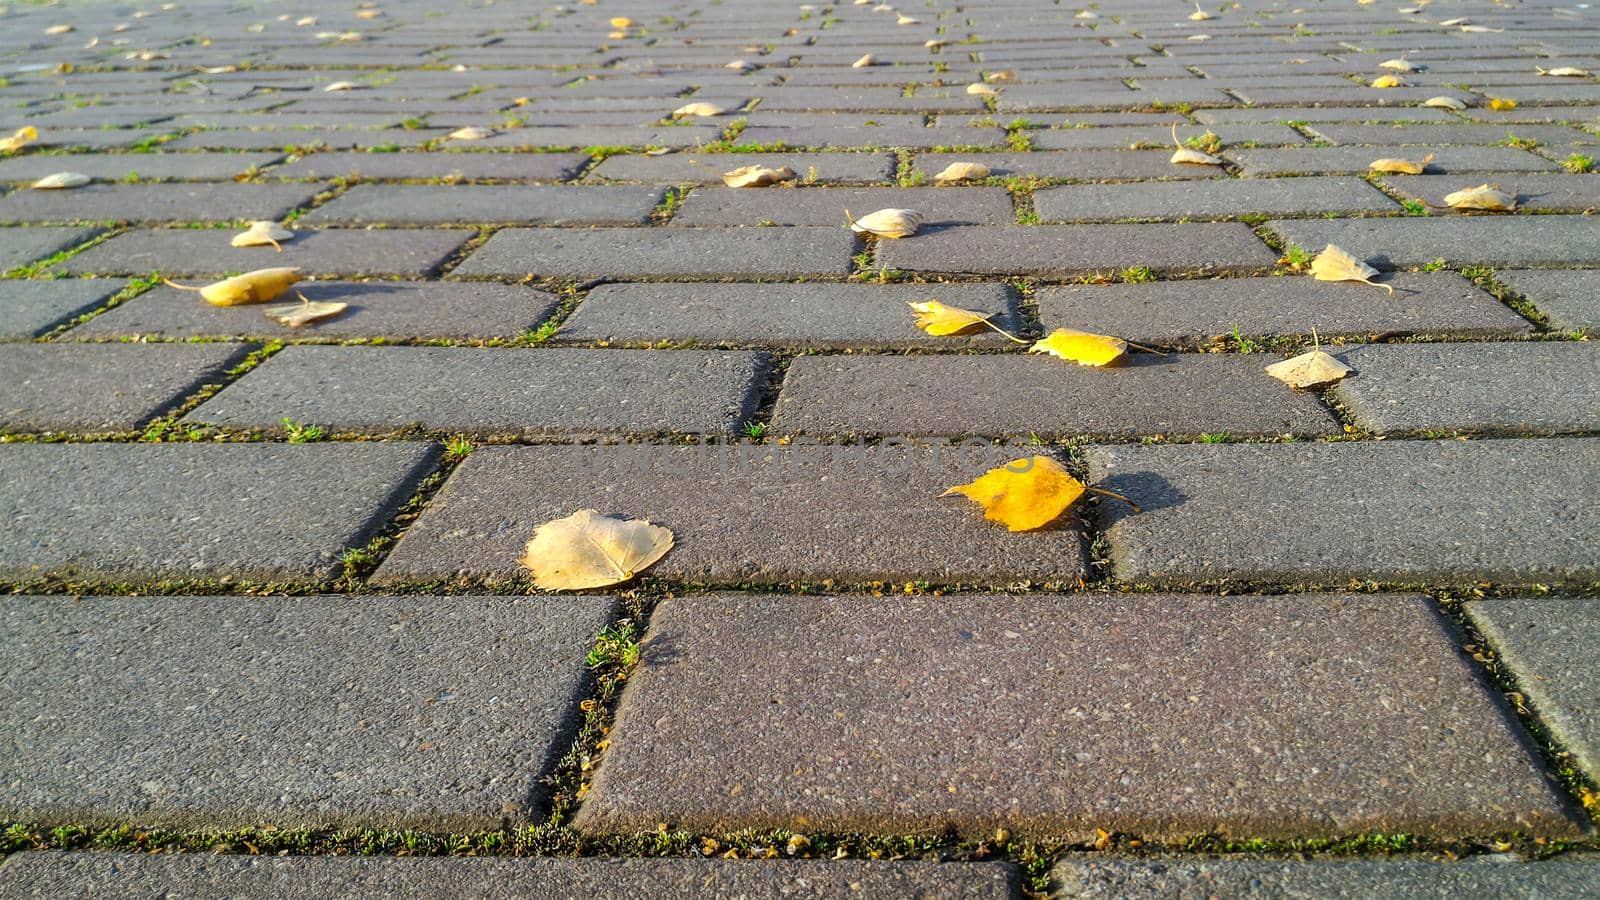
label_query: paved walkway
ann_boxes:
[1,0,1598,895]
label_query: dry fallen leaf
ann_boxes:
[1459,25,1503,33]
[1369,153,1434,174]
[609,16,635,28]
[1188,3,1214,21]
[447,126,491,141]
[323,81,358,92]
[943,456,1087,532]
[519,508,674,590]
[847,207,923,238]
[1265,333,1352,390]
[673,102,725,118]
[725,59,756,71]
[1076,10,1098,18]
[908,300,993,335]
[1379,58,1423,72]
[296,15,317,25]
[231,220,294,251]
[924,38,948,49]
[966,83,998,96]
[264,291,348,327]
[1309,244,1393,294]
[932,161,990,183]
[1439,17,1469,26]
[0,125,38,153]
[1424,96,1467,110]
[1536,66,1592,77]
[45,24,75,35]
[897,14,921,25]
[1444,183,1517,211]
[1029,328,1128,366]
[31,172,90,189]
[1488,98,1517,110]
[1169,123,1222,166]
[1370,74,1405,88]
[984,70,1018,83]
[165,267,303,307]
[852,53,878,68]
[722,164,796,187]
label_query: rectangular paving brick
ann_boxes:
[1331,342,1600,435]
[0,343,252,432]
[479,125,724,150]
[1028,124,1306,151]
[575,593,1581,839]
[271,150,591,182]
[1497,269,1600,332]
[71,281,558,342]
[1087,439,1600,585]
[1379,174,1600,214]
[452,226,855,280]
[60,227,473,278]
[0,854,1018,899]
[908,150,1224,181]
[166,128,450,151]
[0,594,613,829]
[772,354,1338,439]
[1467,598,1600,783]
[1226,146,1561,177]
[1035,272,1531,345]
[0,152,285,183]
[1309,123,1600,146]
[587,151,897,184]
[373,444,1088,588]
[1268,216,1600,269]
[303,184,664,226]
[876,224,1278,277]
[0,442,437,583]
[0,279,122,339]
[738,124,1006,150]
[0,227,101,273]
[0,183,325,225]
[1033,176,1400,221]
[558,282,1021,349]
[671,186,1016,227]
[187,347,766,437]
[1052,856,1600,897]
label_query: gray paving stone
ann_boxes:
[738,124,1006,150]
[587,151,897,184]
[1195,107,1459,125]
[479,125,723,150]
[772,354,1338,439]
[0,226,101,272]
[452,226,855,280]
[0,594,612,829]
[1308,124,1600,146]
[1268,216,1600,269]
[373,444,1087,588]
[1086,438,1600,586]
[576,592,1580,839]
[671,186,1016,227]
[558,282,1021,349]
[303,184,664,226]
[60,227,472,278]
[1027,124,1306,151]
[1034,273,1532,345]
[71,281,558,342]
[0,342,252,432]
[0,442,437,583]
[0,278,122,339]
[1051,854,1600,899]
[187,347,766,437]
[1227,146,1560,177]
[0,152,284,183]
[908,150,1224,181]
[1033,176,1400,221]
[166,128,450,151]
[271,150,591,182]
[0,183,325,225]
[1331,342,1600,435]
[876,224,1278,277]
[1379,174,1600,214]
[1468,599,1600,782]
[1496,269,1600,332]
[0,854,1020,900]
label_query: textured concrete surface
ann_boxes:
[59,227,472,278]
[452,226,856,280]
[1033,176,1399,221]
[0,278,122,338]
[1496,269,1600,332]
[0,342,252,431]
[0,182,324,224]
[877,224,1278,276]
[1268,216,1600,269]
[588,151,897,184]
[303,184,665,226]
[670,187,1016,226]
[0,226,99,272]
[0,595,614,829]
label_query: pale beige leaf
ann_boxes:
[1369,153,1434,175]
[673,102,726,118]
[447,126,492,141]
[1265,349,1352,390]
[323,81,358,92]
[31,172,90,189]
[1309,244,1393,294]
[852,53,878,68]
[231,220,294,250]
[1169,122,1222,166]
[924,39,948,49]
[1188,4,1214,21]
[932,161,990,183]
[722,164,796,187]
[1443,183,1517,211]
[45,24,74,35]
[1379,58,1423,72]
[725,59,756,71]
[519,509,674,590]
[1370,74,1405,88]
[847,207,923,238]
[966,82,998,96]
[1424,95,1467,110]
[263,294,348,327]
[0,126,38,154]
[1075,10,1098,19]
[1537,66,1592,77]
[984,70,1017,83]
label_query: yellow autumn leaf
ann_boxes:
[897,14,921,25]
[231,220,294,251]
[1188,3,1214,21]
[966,83,998,96]
[165,268,303,307]
[942,456,1086,532]
[0,126,39,153]
[1265,349,1352,390]
[519,509,674,590]
[932,161,990,183]
[263,292,348,327]
[323,81,358,92]
[1444,183,1517,211]
[1369,153,1434,174]
[722,164,796,187]
[1370,74,1405,88]
[1029,328,1127,366]
[609,17,635,28]
[1309,244,1393,294]
[908,300,992,336]
[1489,98,1517,110]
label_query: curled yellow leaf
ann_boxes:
[1370,74,1405,88]
[1029,328,1127,366]
[897,14,921,25]
[1443,183,1517,211]
[165,268,303,307]
[722,164,796,187]
[908,300,992,336]
[942,456,1086,532]
[1489,98,1517,111]
[984,70,1018,83]
[1369,153,1434,174]
[932,161,990,183]
[519,509,674,590]
[1379,58,1423,72]
[1309,244,1393,294]
[0,126,39,153]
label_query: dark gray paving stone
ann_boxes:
[0,594,613,830]
[1028,124,1307,151]
[1268,216,1600,269]
[0,342,252,432]
[478,125,723,150]
[587,151,897,184]
[1331,342,1600,435]
[60,227,472,278]
[671,186,1015,227]
[1496,269,1600,332]
[1051,854,1600,898]
[772,354,1338,439]
[908,150,1223,181]
[1033,176,1399,221]
[1468,599,1600,782]
[0,183,325,225]
[558,282,1020,349]
[0,278,121,339]
[738,124,1006,150]
[576,593,1580,839]
[187,347,766,437]
[1087,438,1600,586]
[0,854,1019,900]
[0,227,101,272]
[876,224,1278,277]
[996,84,1236,112]
[0,442,437,583]
[1195,107,1459,125]
[166,128,450,151]
[271,151,591,182]
[173,112,411,131]
[1035,273,1531,345]
[373,444,1087,588]
[303,184,664,226]
[21,129,175,151]
[0,152,284,183]
[1308,124,1600,146]
[1227,146,1560,177]
[452,227,855,280]
[71,281,558,342]
[1380,174,1600,214]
